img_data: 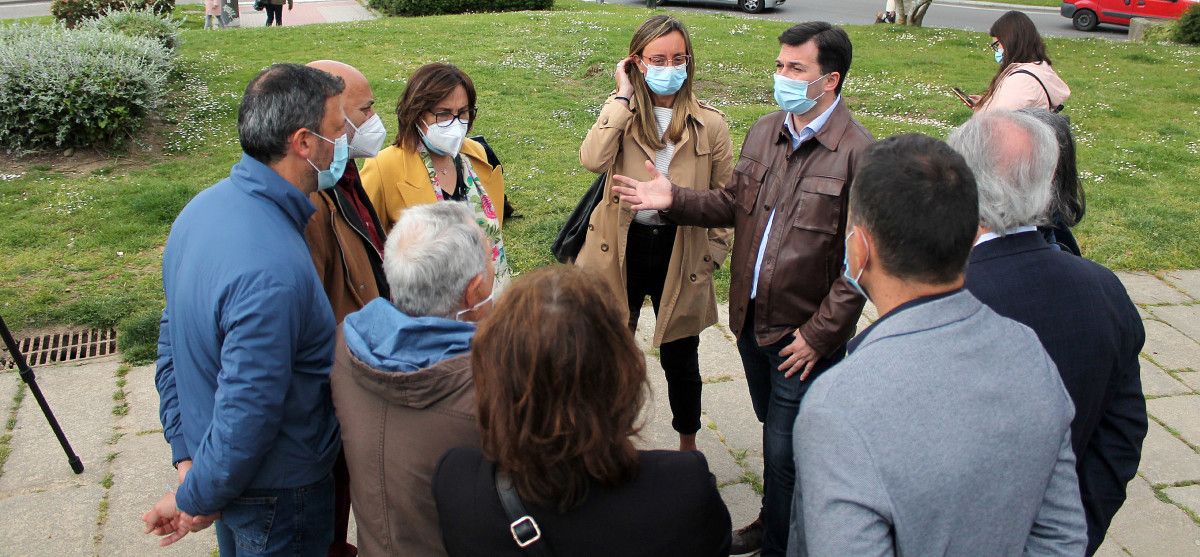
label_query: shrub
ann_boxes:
[370,0,553,18]
[0,25,172,152]
[51,0,176,28]
[1176,5,1200,45]
[85,9,181,51]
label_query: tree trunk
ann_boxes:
[896,0,910,25]
[912,0,933,26]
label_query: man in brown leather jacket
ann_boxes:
[304,60,392,557]
[613,22,871,557]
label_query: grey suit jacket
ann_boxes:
[788,290,1086,557]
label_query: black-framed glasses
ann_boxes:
[989,40,1001,52]
[641,54,691,67]
[428,108,476,128]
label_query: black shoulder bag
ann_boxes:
[494,465,552,555]
[550,172,606,264]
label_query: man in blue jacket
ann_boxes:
[142,63,348,555]
[951,110,1146,555]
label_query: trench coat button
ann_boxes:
[602,117,609,125]
[703,254,712,262]
[601,243,609,252]
[689,273,697,282]
[612,195,620,204]
[587,223,594,231]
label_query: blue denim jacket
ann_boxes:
[156,154,339,516]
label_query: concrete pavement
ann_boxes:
[0,270,1196,554]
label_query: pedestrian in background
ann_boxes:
[973,11,1070,113]
[265,0,292,27]
[203,0,223,29]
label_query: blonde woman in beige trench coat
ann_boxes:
[576,15,733,452]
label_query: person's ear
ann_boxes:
[462,273,486,309]
[290,128,315,159]
[824,71,841,94]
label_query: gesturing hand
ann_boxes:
[611,160,675,211]
[778,330,821,380]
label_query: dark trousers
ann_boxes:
[626,221,703,435]
[264,4,283,26]
[328,451,356,556]
[216,473,334,556]
[735,303,844,557]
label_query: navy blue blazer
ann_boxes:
[965,231,1146,556]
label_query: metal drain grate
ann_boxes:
[1,328,118,370]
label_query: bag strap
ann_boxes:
[1011,69,1062,113]
[494,465,552,556]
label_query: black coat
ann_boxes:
[965,231,1147,556]
[433,447,732,557]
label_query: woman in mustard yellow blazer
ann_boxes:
[361,63,509,284]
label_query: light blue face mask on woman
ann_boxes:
[643,64,688,96]
[995,47,1005,64]
[773,73,829,115]
[307,131,349,191]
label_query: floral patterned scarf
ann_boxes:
[419,148,512,289]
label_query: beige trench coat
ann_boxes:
[577,95,734,347]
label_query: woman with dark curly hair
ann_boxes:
[432,265,731,556]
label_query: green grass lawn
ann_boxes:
[1,0,1198,340]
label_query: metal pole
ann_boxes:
[0,316,84,474]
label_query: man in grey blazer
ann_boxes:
[787,134,1086,556]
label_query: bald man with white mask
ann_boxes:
[304,59,392,557]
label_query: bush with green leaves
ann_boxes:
[50,0,175,28]
[369,0,553,17]
[0,25,172,152]
[1176,4,1200,45]
[85,9,181,50]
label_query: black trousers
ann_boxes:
[264,4,283,26]
[625,221,702,435]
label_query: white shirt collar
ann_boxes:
[974,225,1039,247]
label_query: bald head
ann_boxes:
[947,110,1058,234]
[307,60,375,129]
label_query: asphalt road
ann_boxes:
[609,0,1131,40]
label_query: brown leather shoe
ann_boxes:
[729,514,764,555]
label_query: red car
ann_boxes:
[1062,0,1198,31]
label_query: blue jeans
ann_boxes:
[736,304,844,557]
[215,473,334,557]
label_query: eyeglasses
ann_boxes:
[641,54,691,67]
[428,107,476,128]
[989,40,1001,52]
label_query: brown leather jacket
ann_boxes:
[305,163,389,324]
[670,101,872,354]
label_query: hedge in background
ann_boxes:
[0,25,172,152]
[85,9,182,50]
[50,0,175,28]
[1176,5,1200,45]
[370,0,553,17]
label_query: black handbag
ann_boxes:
[253,0,265,10]
[550,172,606,264]
[494,464,552,555]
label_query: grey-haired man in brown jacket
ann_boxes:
[612,22,871,557]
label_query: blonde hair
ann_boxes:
[627,15,696,151]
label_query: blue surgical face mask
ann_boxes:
[842,229,868,299]
[773,72,829,115]
[995,47,1005,64]
[643,63,688,96]
[307,131,349,191]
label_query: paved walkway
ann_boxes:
[0,271,1196,554]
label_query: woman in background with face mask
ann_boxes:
[361,62,510,287]
[973,10,1070,113]
[577,15,734,453]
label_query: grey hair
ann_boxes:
[238,63,344,164]
[947,110,1059,233]
[383,202,489,318]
